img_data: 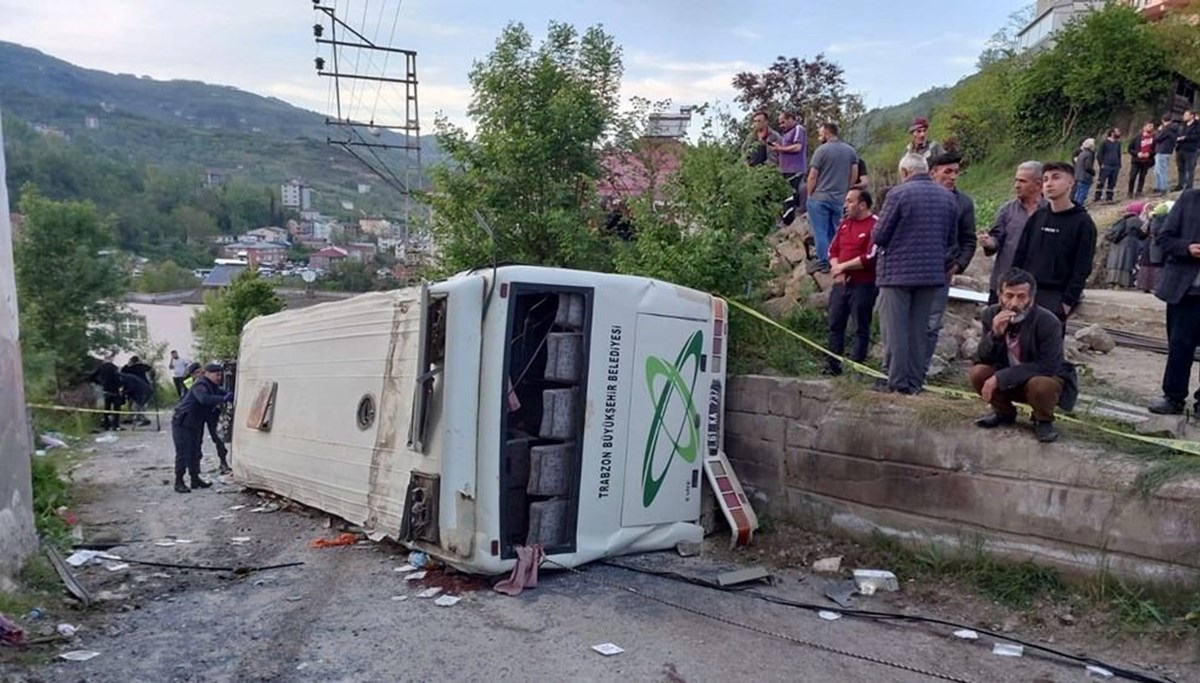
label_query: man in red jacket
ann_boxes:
[825,188,878,375]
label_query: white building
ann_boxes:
[281,179,313,211]
[1016,0,1105,53]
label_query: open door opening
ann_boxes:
[498,285,592,559]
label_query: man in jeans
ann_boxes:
[1176,110,1199,191]
[1155,113,1180,195]
[1148,190,1200,415]
[772,111,808,226]
[824,188,878,376]
[872,153,958,394]
[806,122,858,273]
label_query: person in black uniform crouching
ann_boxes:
[171,363,233,493]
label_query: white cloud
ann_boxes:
[731,26,759,40]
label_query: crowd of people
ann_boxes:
[751,110,1200,444]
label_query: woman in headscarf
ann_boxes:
[1103,201,1145,288]
[1135,200,1173,292]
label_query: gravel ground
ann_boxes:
[1,426,1189,683]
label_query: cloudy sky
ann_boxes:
[0,0,1029,132]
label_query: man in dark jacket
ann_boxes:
[1072,138,1096,206]
[923,151,976,377]
[872,153,958,395]
[86,356,123,431]
[1155,114,1180,194]
[1094,128,1123,203]
[1176,110,1199,191]
[1012,162,1098,331]
[1148,190,1200,414]
[171,363,233,492]
[969,268,1078,443]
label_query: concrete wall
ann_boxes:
[725,375,1200,585]
[0,114,37,588]
[114,301,202,370]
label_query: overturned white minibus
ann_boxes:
[232,266,735,574]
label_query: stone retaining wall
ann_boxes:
[724,375,1200,585]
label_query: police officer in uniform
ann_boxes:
[171,363,233,493]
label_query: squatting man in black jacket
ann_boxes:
[171,363,233,493]
[969,268,1079,444]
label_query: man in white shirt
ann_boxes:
[169,349,190,397]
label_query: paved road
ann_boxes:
[3,428,1165,683]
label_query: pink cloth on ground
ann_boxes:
[494,544,545,596]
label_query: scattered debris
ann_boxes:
[94,434,118,444]
[408,551,429,568]
[230,537,252,545]
[45,546,95,607]
[0,613,25,646]
[391,595,408,602]
[393,564,418,573]
[153,541,176,548]
[104,562,130,572]
[852,569,898,595]
[817,610,841,621]
[992,643,1024,658]
[26,608,44,620]
[39,433,69,449]
[591,643,625,656]
[229,505,248,511]
[952,629,979,640]
[675,541,701,557]
[716,566,771,587]
[433,595,461,607]
[403,571,427,582]
[59,650,101,662]
[65,549,118,567]
[250,503,281,514]
[173,539,194,544]
[1058,613,1077,626]
[367,530,387,542]
[56,624,78,638]
[35,449,47,457]
[824,580,858,608]
[1086,665,1115,679]
[1000,615,1022,633]
[811,556,843,574]
[308,532,359,549]
[1075,324,1117,354]
[416,587,442,599]
[494,544,543,597]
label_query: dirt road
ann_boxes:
[2,427,1182,683]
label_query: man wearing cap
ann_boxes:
[905,117,944,163]
[183,362,232,474]
[921,151,977,377]
[171,363,233,493]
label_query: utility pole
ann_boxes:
[311,2,423,249]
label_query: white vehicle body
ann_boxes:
[232,265,728,575]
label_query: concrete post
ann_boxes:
[0,112,37,588]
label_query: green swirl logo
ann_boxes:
[641,331,703,507]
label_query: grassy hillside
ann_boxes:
[0,41,441,216]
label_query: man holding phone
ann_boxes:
[968,268,1078,443]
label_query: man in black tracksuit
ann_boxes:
[171,363,232,493]
[1012,162,1098,331]
[1177,110,1200,191]
[1148,190,1200,414]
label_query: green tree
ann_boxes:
[193,271,283,360]
[13,187,127,386]
[325,260,376,292]
[427,21,623,273]
[137,260,199,293]
[615,144,785,298]
[1012,4,1170,145]
[172,204,219,245]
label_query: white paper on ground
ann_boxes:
[403,571,427,581]
[1086,665,1114,679]
[992,643,1024,657]
[817,611,841,621]
[416,587,442,598]
[59,650,100,661]
[591,643,625,656]
[393,564,418,573]
[952,629,979,640]
[434,595,461,607]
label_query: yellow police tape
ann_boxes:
[726,298,1200,457]
[27,403,164,417]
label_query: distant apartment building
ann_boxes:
[281,178,313,211]
[1017,1,1105,52]
[1125,0,1194,20]
[309,246,348,270]
[358,218,392,237]
[343,242,379,264]
[220,241,288,268]
[242,226,290,244]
